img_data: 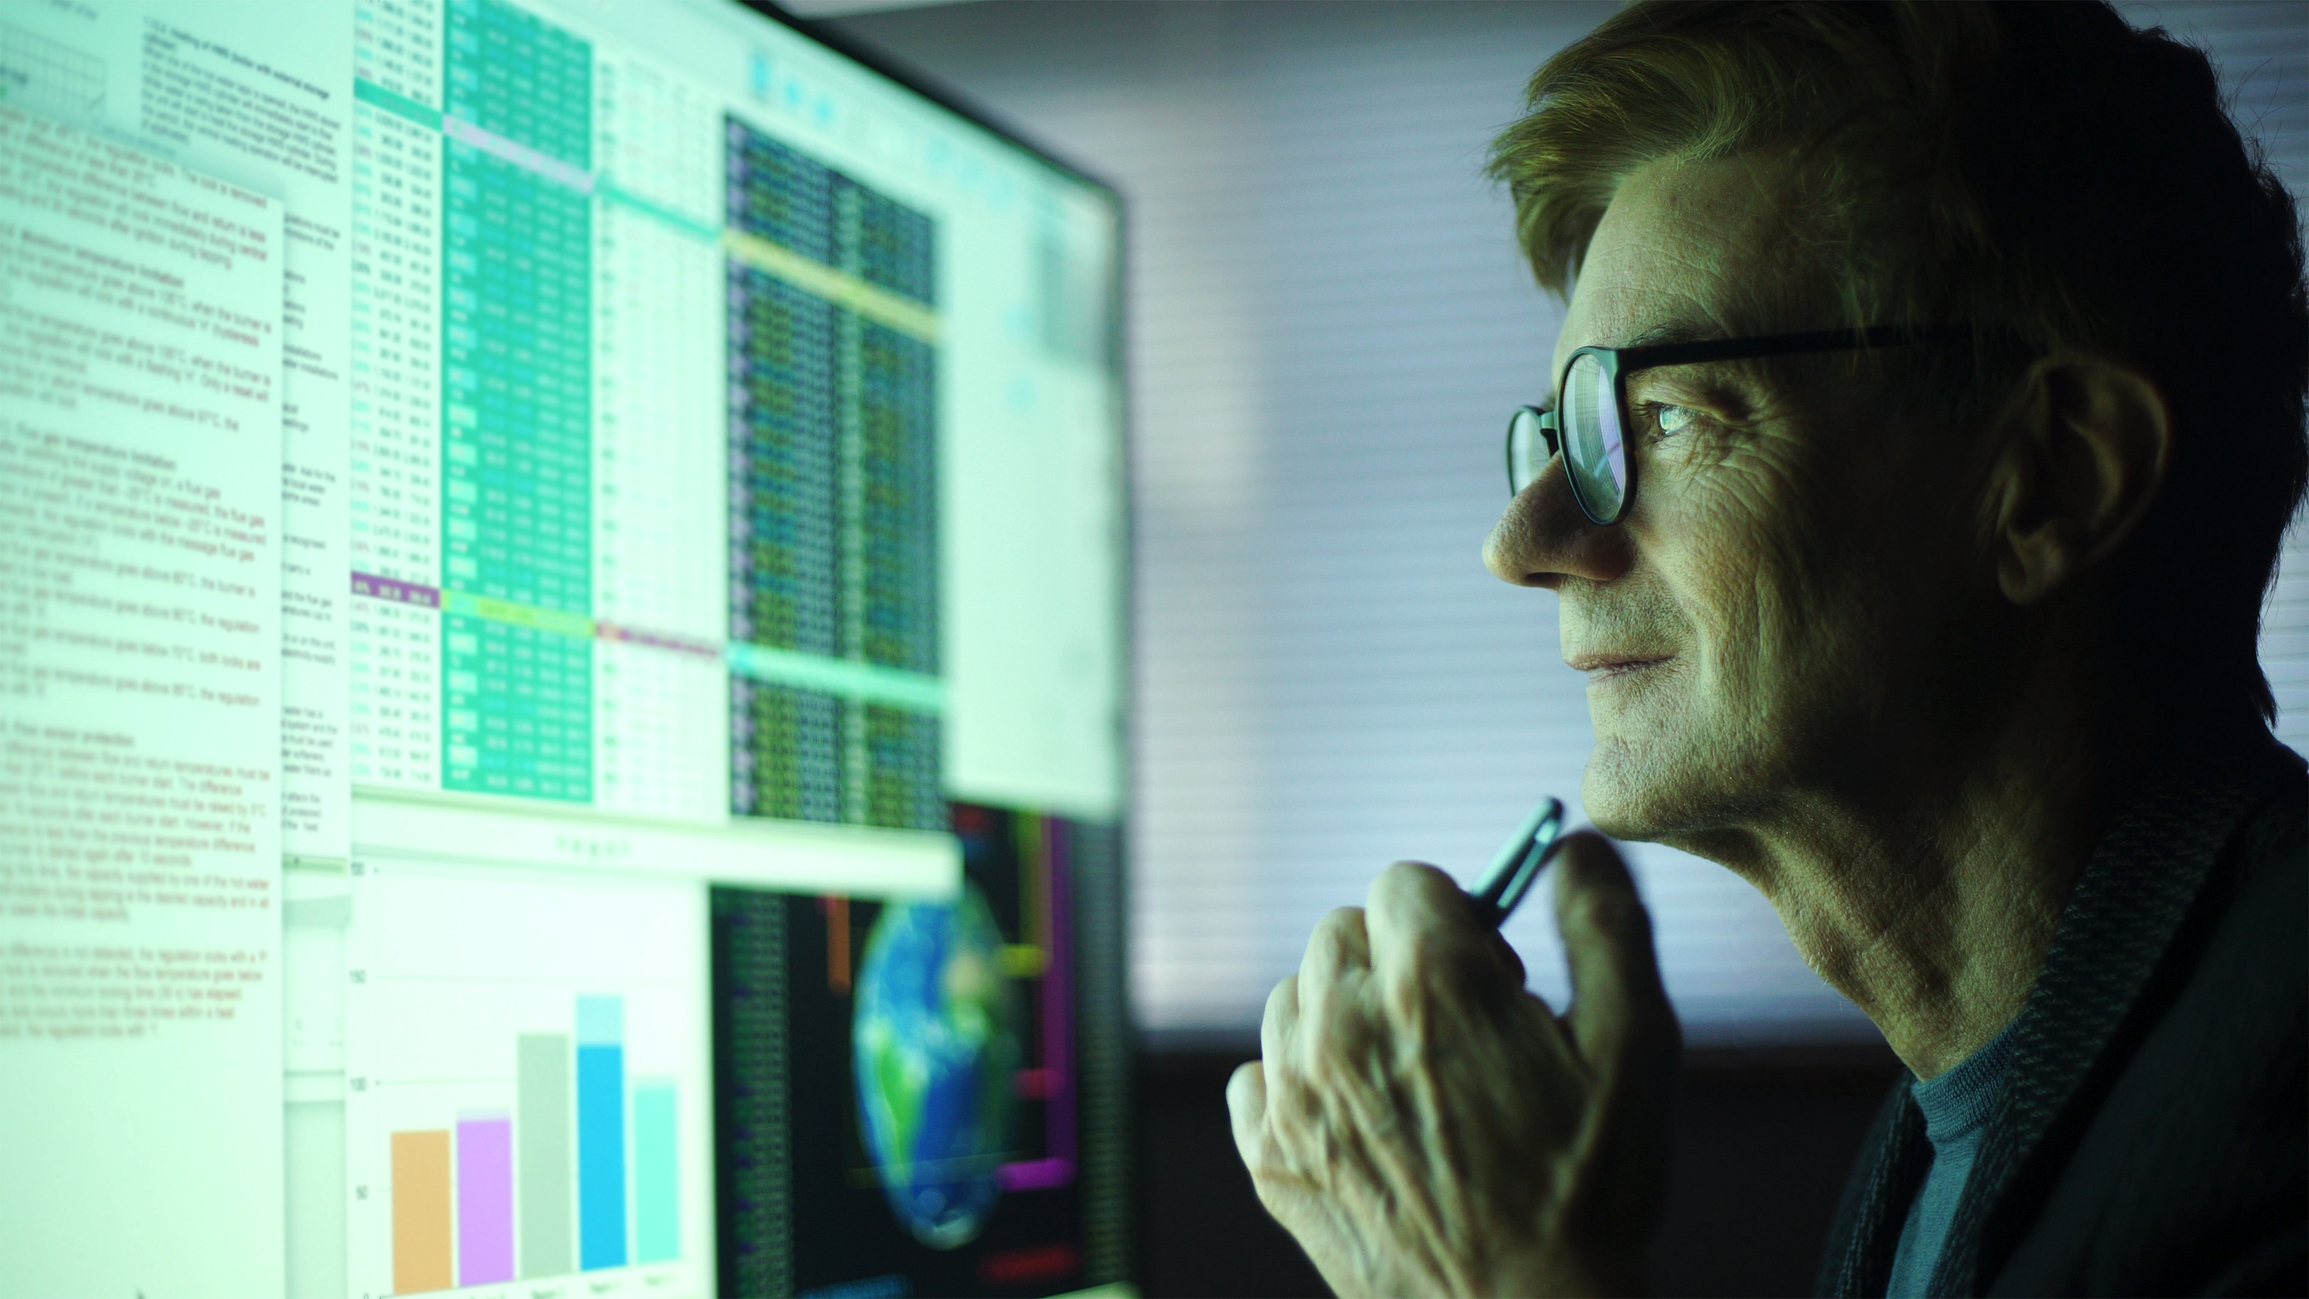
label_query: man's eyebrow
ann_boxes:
[1620,320,1723,350]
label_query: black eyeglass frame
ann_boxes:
[1508,324,1973,524]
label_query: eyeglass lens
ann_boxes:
[1506,356,1631,522]
[1561,352,1627,520]
[1507,406,1549,496]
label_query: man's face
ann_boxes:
[1485,154,1989,852]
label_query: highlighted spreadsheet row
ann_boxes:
[725,641,944,713]
[350,793,962,898]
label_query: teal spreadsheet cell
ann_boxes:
[439,0,595,803]
[446,0,591,165]
[445,615,593,801]
[441,156,592,611]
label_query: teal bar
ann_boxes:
[726,643,945,713]
[354,78,443,131]
[633,1082,679,1263]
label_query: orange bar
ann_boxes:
[392,1129,453,1294]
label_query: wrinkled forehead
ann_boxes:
[1554,152,1818,375]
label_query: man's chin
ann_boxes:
[1579,732,1716,843]
[1579,735,1659,838]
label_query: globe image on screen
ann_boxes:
[853,883,1022,1250]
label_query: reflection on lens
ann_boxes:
[1507,407,1545,494]
[1563,353,1626,520]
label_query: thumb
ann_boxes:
[1552,832,1679,1073]
[1226,1061,1269,1169]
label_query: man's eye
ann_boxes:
[1650,403,1700,435]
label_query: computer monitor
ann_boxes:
[0,2,1129,1295]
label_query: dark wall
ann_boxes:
[1138,1046,1904,1298]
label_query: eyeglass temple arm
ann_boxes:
[1620,324,1972,371]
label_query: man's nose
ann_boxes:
[1482,451,1634,588]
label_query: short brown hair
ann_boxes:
[1489,0,2307,728]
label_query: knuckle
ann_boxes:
[1307,907,1366,966]
[1572,882,1643,933]
[1226,1060,1263,1103]
[1265,972,1299,1010]
[1273,1069,1324,1125]
[1369,859,1442,908]
[1307,1002,1372,1072]
[1261,977,1299,1042]
[1378,956,1439,1021]
[1580,896,1623,930]
[1570,867,1644,932]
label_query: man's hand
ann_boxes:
[1226,833,1680,1298]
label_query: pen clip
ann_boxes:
[1471,797,1565,927]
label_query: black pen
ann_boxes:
[1467,797,1566,927]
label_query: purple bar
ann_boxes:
[351,571,442,609]
[998,1157,1075,1192]
[594,620,723,659]
[457,1113,515,1286]
[1000,816,1079,1192]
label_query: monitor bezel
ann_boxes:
[737,1,1125,206]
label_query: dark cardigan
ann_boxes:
[1816,731,2307,1298]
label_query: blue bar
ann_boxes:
[576,995,623,1046]
[576,995,627,1269]
[633,1082,679,1263]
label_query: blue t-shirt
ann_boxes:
[1885,1021,2019,1298]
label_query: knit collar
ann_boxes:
[1909,1018,2019,1147]
[1818,729,2302,1298]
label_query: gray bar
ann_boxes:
[517,1033,574,1277]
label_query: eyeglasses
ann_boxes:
[1505,325,1972,525]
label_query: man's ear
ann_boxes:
[1986,354,2174,606]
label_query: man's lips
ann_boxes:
[1566,651,1675,680]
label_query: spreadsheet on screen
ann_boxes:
[0,2,1130,1295]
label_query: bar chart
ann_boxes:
[381,996,680,1290]
[345,862,714,1297]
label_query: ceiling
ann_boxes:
[778,0,980,17]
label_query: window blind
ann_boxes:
[829,0,2309,1042]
